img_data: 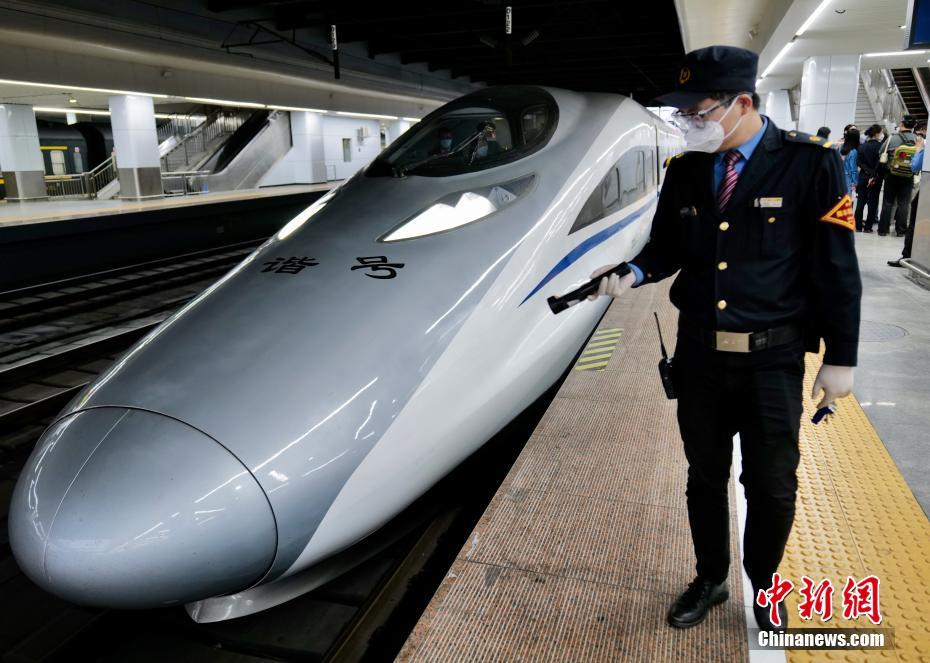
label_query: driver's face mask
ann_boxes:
[439,138,452,150]
[672,96,746,153]
[476,144,489,158]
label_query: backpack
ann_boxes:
[882,133,918,177]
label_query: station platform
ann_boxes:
[0,183,333,229]
[399,233,930,661]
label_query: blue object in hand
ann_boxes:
[811,404,836,425]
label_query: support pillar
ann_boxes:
[296,111,327,184]
[763,90,793,130]
[798,54,860,137]
[387,120,412,145]
[109,95,161,199]
[0,104,47,201]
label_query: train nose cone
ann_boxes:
[9,407,276,608]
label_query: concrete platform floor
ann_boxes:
[0,183,333,228]
[852,231,930,515]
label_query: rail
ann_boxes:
[161,111,246,173]
[44,156,117,200]
[161,170,209,196]
[156,113,207,144]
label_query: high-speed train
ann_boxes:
[10,86,683,622]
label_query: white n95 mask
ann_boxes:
[676,97,745,153]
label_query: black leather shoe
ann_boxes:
[667,577,729,628]
[864,228,874,233]
[878,232,889,236]
[753,601,788,631]
[896,232,906,237]
[888,259,904,267]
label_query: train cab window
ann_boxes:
[367,86,557,177]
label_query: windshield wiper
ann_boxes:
[394,122,494,177]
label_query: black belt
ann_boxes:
[678,316,802,353]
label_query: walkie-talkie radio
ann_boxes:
[654,312,676,400]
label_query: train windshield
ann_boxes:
[367,86,558,177]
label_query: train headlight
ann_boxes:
[381,173,535,242]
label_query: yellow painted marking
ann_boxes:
[586,339,619,348]
[579,352,613,362]
[781,352,930,661]
[592,329,623,339]
[574,359,610,371]
[40,145,68,150]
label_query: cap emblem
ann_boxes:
[679,67,692,84]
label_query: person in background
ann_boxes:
[889,125,926,267]
[841,127,860,195]
[855,124,884,232]
[816,126,831,140]
[430,126,454,156]
[877,114,919,236]
[834,124,856,151]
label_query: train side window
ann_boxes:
[643,149,655,189]
[570,167,620,234]
[50,150,66,176]
[617,148,644,208]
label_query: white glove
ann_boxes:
[586,264,637,301]
[811,364,855,409]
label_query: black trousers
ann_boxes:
[903,191,918,259]
[854,175,880,231]
[878,175,914,235]
[673,334,805,590]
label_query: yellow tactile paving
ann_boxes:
[574,328,623,372]
[780,352,930,662]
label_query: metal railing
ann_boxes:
[45,174,88,198]
[160,111,246,173]
[43,156,118,200]
[161,170,209,196]
[156,113,207,145]
[88,156,117,197]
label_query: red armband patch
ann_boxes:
[820,194,855,231]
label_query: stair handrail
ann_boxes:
[87,156,117,198]
[861,69,908,131]
[911,67,930,119]
[160,109,247,172]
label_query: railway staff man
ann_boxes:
[588,45,861,632]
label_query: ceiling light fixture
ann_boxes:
[68,95,77,104]
[183,96,266,108]
[864,50,927,57]
[796,0,832,36]
[268,105,329,113]
[335,111,400,120]
[33,106,111,116]
[0,78,168,98]
[761,40,794,78]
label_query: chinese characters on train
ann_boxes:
[756,573,882,627]
[261,256,406,279]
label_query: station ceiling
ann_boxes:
[203,0,686,102]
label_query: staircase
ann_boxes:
[160,110,248,173]
[890,69,928,123]
[855,78,877,127]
